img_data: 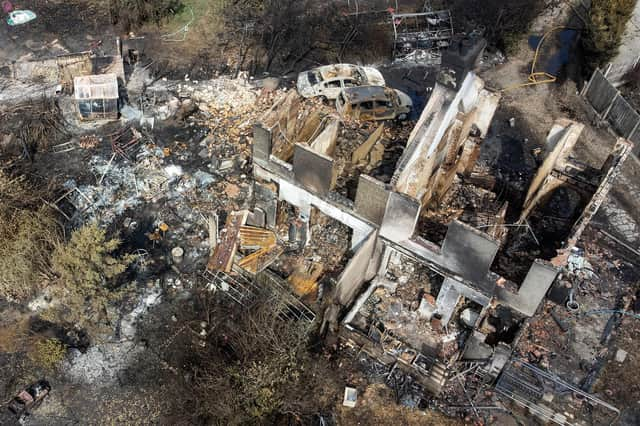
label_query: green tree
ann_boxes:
[51,224,134,328]
[583,0,637,70]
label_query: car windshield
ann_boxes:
[354,69,366,84]
[308,71,320,86]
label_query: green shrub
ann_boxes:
[502,31,522,56]
[0,172,61,301]
[30,338,67,371]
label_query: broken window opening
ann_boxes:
[483,306,523,347]
[78,100,92,117]
[360,101,375,111]
[343,79,357,88]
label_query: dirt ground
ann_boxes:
[336,384,461,426]
[478,0,640,237]
[593,314,640,425]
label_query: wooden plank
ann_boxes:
[207,211,248,272]
[208,213,218,256]
[237,244,284,274]
[352,124,384,164]
[296,111,324,144]
[238,226,277,250]
[309,118,339,156]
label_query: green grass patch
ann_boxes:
[159,0,224,34]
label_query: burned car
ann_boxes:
[336,86,413,121]
[8,380,51,419]
[296,64,385,100]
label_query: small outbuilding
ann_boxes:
[74,73,119,120]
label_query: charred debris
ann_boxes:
[1,4,639,424]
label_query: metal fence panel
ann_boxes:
[583,69,640,154]
[631,126,640,156]
[585,70,619,115]
[607,95,640,138]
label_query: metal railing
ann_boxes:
[203,267,316,323]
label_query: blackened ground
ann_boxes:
[149,53,234,81]
[480,105,541,217]
[29,319,90,353]
[367,64,435,183]
[449,0,546,50]
[479,104,581,283]
[141,0,403,79]
[379,64,435,119]
[0,0,115,62]
[369,141,406,184]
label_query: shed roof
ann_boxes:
[74,73,119,100]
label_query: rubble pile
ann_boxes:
[303,212,352,272]
[62,75,285,231]
[333,121,414,196]
[417,178,505,243]
[269,208,353,303]
[65,146,209,227]
[148,75,261,109]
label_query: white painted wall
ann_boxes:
[278,179,374,248]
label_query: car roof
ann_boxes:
[340,86,392,103]
[314,64,361,80]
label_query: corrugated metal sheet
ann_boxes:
[74,73,119,100]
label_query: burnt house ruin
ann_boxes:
[248,72,631,399]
